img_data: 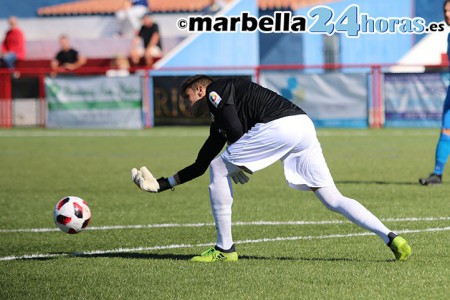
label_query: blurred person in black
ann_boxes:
[50,35,86,75]
[130,13,162,66]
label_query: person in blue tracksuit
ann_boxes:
[420,0,450,185]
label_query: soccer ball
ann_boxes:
[53,196,91,234]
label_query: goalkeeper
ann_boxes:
[132,75,411,262]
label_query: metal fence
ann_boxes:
[0,63,447,128]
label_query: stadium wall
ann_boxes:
[258,9,304,65]
[0,14,190,59]
[1,0,439,67]
[296,0,414,66]
[153,0,259,69]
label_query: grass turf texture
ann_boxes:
[1,127,449,299]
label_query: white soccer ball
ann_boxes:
[53,196,91,234]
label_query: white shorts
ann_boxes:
[221,115,335,191]
[135,44,162,57]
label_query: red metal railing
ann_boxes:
[0,66,134,128]
[0,62,447,128]
[0,72,12,128]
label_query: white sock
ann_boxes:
[208,156,241,250]
[314,186,391,244]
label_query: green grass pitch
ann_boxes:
[1,127,450,299]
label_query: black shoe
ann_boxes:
[419,173,442,185]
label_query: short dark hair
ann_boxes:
[445,0,450,25]
[180,75,214,100]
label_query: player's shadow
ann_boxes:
[75,252,193,260]
[73,252,326,261]
[335,180,418,186]
[238,255,357,262]
[224,255,393,263]
[72,252,393,263]
[18,252,393,263]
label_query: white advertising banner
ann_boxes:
[384,73,448,127]
[46,76,143,128]
[260,72,368,128]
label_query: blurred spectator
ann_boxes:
[50,35,87,75]
[115,0,149,38]
[0,16,26,70]
[209,0,228,13]
[106,54,130,77]
[130,13,162,66]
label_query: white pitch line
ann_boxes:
[0,220,341,233]
[1,216,450,233]
[1,226,450,261]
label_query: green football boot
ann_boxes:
[389,236,411,261]
[191,246,238,262]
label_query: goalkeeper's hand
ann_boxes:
[231,170,250,184]
[131,166,173,193]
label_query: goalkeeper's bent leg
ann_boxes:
[314,186,391,244]
[208,156,241,250]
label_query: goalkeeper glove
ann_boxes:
[131,166,173,193]
[231,170,250,184]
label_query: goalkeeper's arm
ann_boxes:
[132,125,226,193]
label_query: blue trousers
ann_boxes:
[434,85,450,175]
[0,52,17,70]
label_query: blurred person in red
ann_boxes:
[50,35,86,75]
[0,16,26,70]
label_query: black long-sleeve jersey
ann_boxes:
[177,77,306,184]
